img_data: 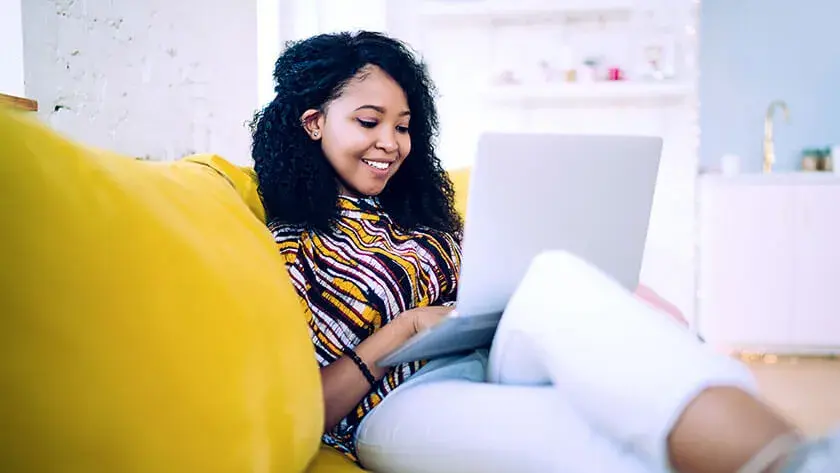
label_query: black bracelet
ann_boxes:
[345,348,377,388]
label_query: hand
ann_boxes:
[398,305,454,335]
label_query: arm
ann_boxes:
[319,306,450,431]
[320,316,413,431]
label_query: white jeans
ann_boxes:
[356,251,758,473]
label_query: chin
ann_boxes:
[343,179,388,197]
[343,164,400,196]
[359,184,387,196]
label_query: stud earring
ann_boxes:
[312,130,320,138]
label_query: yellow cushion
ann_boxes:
[0,109,323,473]
[306,446,369,473]
[447,167,471,218]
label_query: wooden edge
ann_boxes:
[0,93,39,112]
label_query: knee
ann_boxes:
[530,249,585,272]
[528,250,606,282]
[524,250,623,298]
[488,328,552,385]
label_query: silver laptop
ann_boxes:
[377,132,662,367]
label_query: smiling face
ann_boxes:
[301,65,411,197]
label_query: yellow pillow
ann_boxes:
[446,167,471,218]
[0,109,322,473]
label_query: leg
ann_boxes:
[356,380,665,473]
[487,250,802,472]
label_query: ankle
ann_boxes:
[737,431,802,473]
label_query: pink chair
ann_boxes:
[634,284,689,327]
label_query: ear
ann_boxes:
[300,109,324,141]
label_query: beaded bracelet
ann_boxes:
[345,348,377,388]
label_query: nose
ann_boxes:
[376,129,398,154]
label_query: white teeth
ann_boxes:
[363,159,390,170]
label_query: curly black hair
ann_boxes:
[251,31,462,236]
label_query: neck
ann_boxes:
[336,178,361,198]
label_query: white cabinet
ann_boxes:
[697,183,795,348]
[792,186,840,347]
[0,0,38,112]
[697,174,840,354]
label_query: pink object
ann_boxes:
[634,284,689,327]
[607,67,624,81]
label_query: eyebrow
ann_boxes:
[355,105,410,116]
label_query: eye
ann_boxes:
[357,119,377,129]
[396,125,409,134]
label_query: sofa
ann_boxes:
[3,106,698,473]
[1,107,475,472]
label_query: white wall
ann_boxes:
[257,0,283,108]
[256,0,389,106]
[1,0,26,96]
[275,0,701,323]
[314,0,389,35]
[22,0,260,165]
[397,2,700,325]
[23,0,699,323]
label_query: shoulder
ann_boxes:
[268,219,306,261]
[421,225,460,246]
[268,219,304,240]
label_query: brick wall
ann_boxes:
[22,0,259,164]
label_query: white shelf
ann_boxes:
[699,172,840,187]
[482,81,693,104]
[419,0,636,21]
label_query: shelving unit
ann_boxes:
[387,0,702,326]
[419,0,636,21]
[408,0,686,105]
[482,81,692,104]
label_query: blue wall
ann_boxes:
[699,0,840,172]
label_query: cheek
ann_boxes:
[399,135,411,159]
[322,130,370,166]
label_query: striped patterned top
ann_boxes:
[270,195,462,461]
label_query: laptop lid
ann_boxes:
[453,132,662,318]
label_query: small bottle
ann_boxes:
[801,150,820,171]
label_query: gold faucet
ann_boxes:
[763,100,790,173]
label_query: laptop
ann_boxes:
[377,132,662,367]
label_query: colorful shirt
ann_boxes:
[270,195,462,461]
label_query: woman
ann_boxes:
[251,31,838,473]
